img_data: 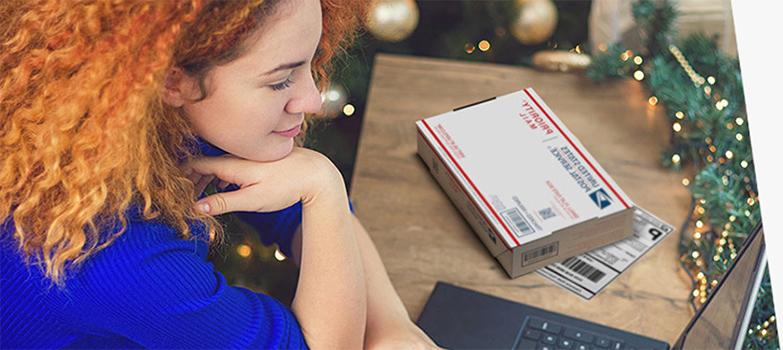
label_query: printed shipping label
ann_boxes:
[536,207,674,299]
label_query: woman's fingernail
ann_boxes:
[197,203,210,213]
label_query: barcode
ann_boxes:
[539,207,556,220]
[502,208,534,236]
[561,257,606,282]
[524,244,557,262]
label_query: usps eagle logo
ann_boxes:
[589,188,613,209]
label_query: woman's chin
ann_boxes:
[243,140,294,162]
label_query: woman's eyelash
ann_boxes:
[270,77,294,91]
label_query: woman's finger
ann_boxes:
[195,187,259,215]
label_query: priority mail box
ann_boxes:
[416,88,635,278]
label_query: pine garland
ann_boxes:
[586,1,776,348]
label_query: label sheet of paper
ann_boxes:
[537,207,674,299]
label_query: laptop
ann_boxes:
[416,223,768,350]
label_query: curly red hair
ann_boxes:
[0,0,366,286]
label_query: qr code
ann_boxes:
[539,207,556,220]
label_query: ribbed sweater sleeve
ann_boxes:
[57,217,309,349]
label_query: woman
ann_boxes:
[0,0,440,348]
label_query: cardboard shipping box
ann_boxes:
[416,88,636,278]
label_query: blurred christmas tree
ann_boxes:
[587,0,776,348]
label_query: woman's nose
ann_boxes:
[285,71,322,115]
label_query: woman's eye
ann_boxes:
[270,76,295,91]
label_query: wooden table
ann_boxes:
[349,54,694,344]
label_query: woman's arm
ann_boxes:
[292,183,367,349]
[184,148,370,348]
[291,214,440,349]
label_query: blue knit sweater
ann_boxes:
[0,140,354,348]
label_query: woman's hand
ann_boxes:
[179,147,344,215]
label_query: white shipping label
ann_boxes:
[536,207,674,299]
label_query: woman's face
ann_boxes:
[165,0,323,162]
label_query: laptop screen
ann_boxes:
[676,225,766,350]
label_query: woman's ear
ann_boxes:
[161,67,198,107]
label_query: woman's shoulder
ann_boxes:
[95,204,212,263]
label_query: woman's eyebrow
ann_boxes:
[259,60,305,76]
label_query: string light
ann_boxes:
[342,104,355,116]
[633,55,643,65]
[736,133,743,141]
[464,43,475,54]
[274,248,287,261]
[478,40,491,52]
[633,70,645,81]
[620,50,633,61]
[725,150,734,159]
[237,244,252,258]
[669,45,706,85]
[648,96,658,105]
[682,178,690,186]
[741,160,749,168]
[675,111,685,119]
[735,117,744,125]
[671,154,681,163]
[707,76,716,85]
[673,122,682,132]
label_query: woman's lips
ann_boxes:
[273,124,301,138]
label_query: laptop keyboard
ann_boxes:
[516,317,635,350]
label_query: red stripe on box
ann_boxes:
[416,126,513,250]
[420,120,521,247]
[523,89,630,209]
